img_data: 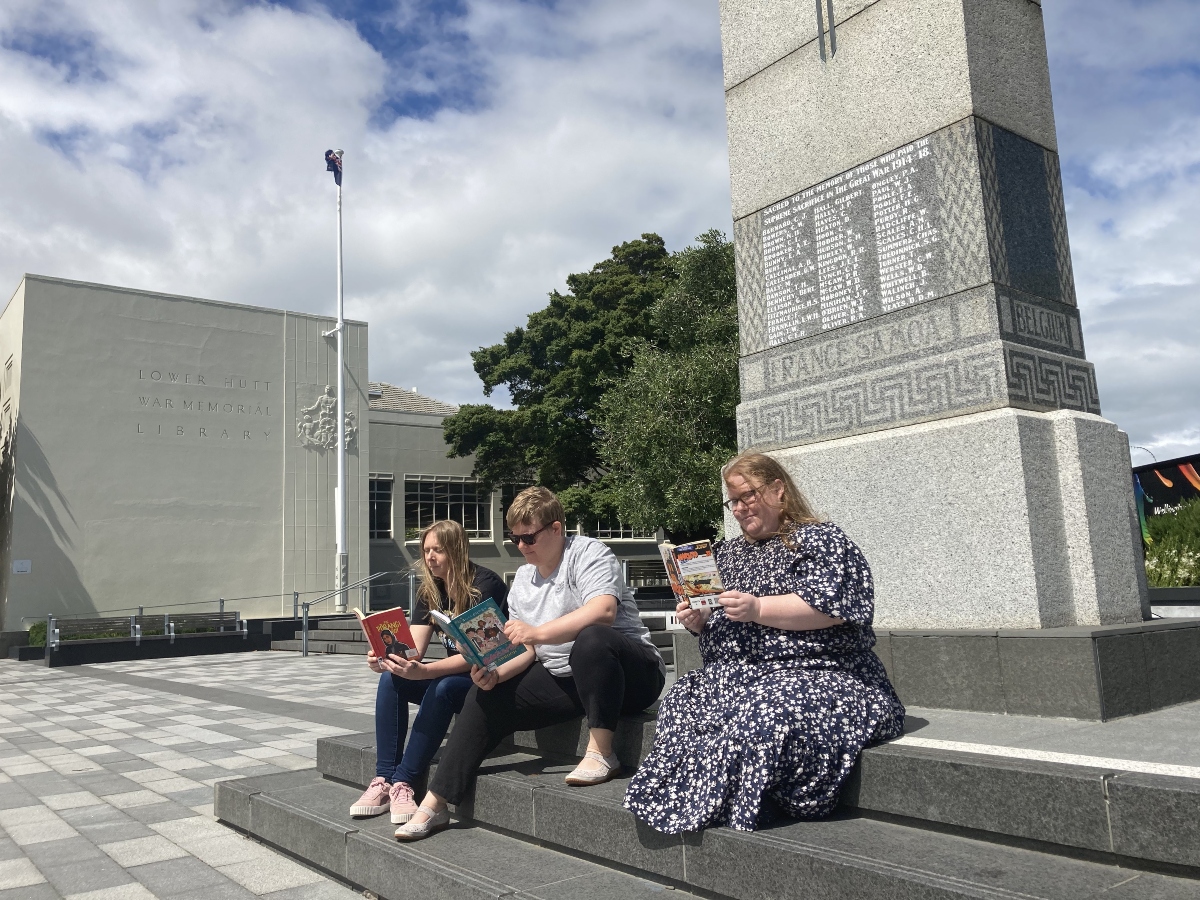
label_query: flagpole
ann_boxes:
[334,150,348,610]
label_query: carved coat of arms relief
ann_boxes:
[296,385,357,450]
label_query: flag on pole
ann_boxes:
[325,149,342,186]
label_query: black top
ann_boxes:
[411,564,509,656]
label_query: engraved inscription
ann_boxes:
[761,137,945,347]
[1012,301,1070,349]
[762,306,955,392]
[132,367,278,445]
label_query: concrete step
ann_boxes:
[305,629,367,642]
[223,745,1200,900]
[270,639,452,659]
[313,617,363,631]
[316,729,1200,875]
[270,640,368,655]
[215,769,705,900]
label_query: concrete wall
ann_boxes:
[0,276,368,628]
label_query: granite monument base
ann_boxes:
[873,619,1200,720]
[765,406,1147,630]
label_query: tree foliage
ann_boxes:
[442,234,675,520]
[596,230,739,537]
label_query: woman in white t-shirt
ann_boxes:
[394,487,665,841]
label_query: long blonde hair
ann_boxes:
[721,452,820,543]
[415,520,481,616]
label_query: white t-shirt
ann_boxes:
[507,535,660,677]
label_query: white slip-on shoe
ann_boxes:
[394,804,450,841]
[564,750,621,786]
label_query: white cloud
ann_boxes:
[0,0,729,405]
[1045,0,1200,460]
[1,0,1197,461]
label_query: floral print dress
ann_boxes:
[623,522,904,833]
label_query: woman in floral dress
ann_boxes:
[623,452,904,833]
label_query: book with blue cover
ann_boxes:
[427,597,526,671]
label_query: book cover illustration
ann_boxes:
[353,606,421,661]
[671,541,725,609]
[428,598,526,671]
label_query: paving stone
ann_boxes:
[0,883,63,900]
[127,855,240,898]
[217,854,327,896]
[63,883,158,900]
[0,856,46,890]
[98,835,190,867]
[257,881,363,900]
[122,801,199,826]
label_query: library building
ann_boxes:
[0,275,663,633]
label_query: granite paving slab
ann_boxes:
[0,656,366,900]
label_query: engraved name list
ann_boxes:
[761,136,947,348]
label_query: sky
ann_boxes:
[0,0,1197,463]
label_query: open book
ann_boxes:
[353,606,421,661]
[428,598,526,671]
[660,541,725,610]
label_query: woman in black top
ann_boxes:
[348,520,507,825]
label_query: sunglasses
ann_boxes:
[508,522,552,546]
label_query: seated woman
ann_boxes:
[394,486,666,840]
[349,520,507,825]
[623,452,904,833]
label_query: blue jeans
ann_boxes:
[374,671,472,786]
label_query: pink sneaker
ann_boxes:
[390,782,418,824]
[350,777,391,817]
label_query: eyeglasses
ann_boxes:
[508,523,552,546]
[722,488,760,511]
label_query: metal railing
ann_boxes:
[296,570,411,657]
[44,608,246,651]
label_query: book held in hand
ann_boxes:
[353,606,421,661]
[662,541,725,609]
[427,598,526,671]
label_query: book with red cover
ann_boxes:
[353,606,421,661]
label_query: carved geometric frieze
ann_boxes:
[738,346,1007,451]
[1005,348,1101,416]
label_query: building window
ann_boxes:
[584,521,656,540]
[500,483,533,528]
[369,476,394,539]
[404,475,491,540]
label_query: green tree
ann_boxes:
[442,234,675,521]
[596,229,739,537]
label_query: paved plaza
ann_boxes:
[0,652,380,900]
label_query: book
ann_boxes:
[658,542,688,605]
[427,597,526,671]
[667,540,725,609]
[353,606,421,661]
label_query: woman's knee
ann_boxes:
[429,675,469,707]
[569,624,615,666]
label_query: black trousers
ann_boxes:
[429,624,665,804]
